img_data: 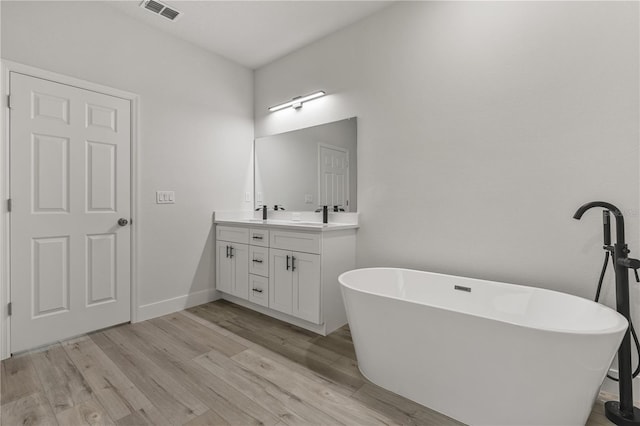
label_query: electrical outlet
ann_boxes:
[245,192,251,202]
[156,191,175,204]
[304,194,313,204]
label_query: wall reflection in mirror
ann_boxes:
[254,118,357,212]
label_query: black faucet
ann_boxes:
[574,201,640,424]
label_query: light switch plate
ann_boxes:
[156,191,175,204]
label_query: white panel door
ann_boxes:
[10,72,131,353]
[318,144,349,211]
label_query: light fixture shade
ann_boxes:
[268,91,326,112]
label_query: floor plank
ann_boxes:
[182,409,231,426]
[195,348,341,425]
[110,323,280,426]
[1,392,58,426]
[154,312,247,357]
[61,336,155,422]
[31,343,93,413]
[186,303,237,324]
[352,382,463,425]
[114,407,169,426]
[55,397,115,426]
[232,349,391,425]
[239,341,361,397]
[0,353,43,405]
[219,317,344,373]
[179,310,235,337]
[309,328,358,360]
[90,330,208,425]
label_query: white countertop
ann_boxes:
[214,218,359,231]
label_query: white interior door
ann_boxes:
[318,144,349,211]
[10,72,131,353]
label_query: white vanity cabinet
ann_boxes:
[214,220,357,335]
[215,226,249,300]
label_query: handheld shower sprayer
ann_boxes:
[574,201,640,425]
[604,210,612,248]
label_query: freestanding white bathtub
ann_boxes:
[339,268,628,426]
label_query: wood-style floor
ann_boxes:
[1,299,611,425]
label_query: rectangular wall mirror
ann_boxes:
[254,117,357,212]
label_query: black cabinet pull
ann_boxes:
[252,259,263,264]
[291,256,296,272]
[252,235,263,240]
[286,255,290,270]
[252,288,263,293]
[229,246,234,258]
[226,245,230,258]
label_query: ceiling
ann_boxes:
[106,1,393,69]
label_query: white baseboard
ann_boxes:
[136,288,221,322]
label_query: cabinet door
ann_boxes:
[292,252,321,324]
[231,243,249,300]
[269,248,293,315]
[216,241,233,294]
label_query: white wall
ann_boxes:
[1,1,254,323]
[255,1,640,393]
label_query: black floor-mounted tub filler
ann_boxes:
[574,201,640,425]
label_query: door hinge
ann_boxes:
[7,199,11,212]
[7,94,12,109]
[7,302,12,316]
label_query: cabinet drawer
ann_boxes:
[249,246,269,277]
[250,228,269,247]
[217,225,249,244]
[248,274,269,307]
[270,230,321,254]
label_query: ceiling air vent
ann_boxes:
[160,7,180,21]
[140,0,181,21]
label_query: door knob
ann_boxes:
[118,218,129,226]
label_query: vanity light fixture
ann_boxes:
[268,91,326,112]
